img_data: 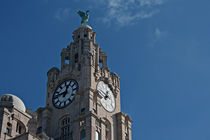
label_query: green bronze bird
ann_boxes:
[77,10,89,25]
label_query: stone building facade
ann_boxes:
[0,25,132,140]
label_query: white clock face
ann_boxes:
[97,81,115,112]
[52,79,79,109]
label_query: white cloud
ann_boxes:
[148,28,168,47]
[103,9,160,27]
[54,8,71,21]
[139,0,164,6]
[54,0,166,26]
[148,28,169,48]
[97,0,166,27]
[155,28,167,40]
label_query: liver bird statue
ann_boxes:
[77,10,89,25]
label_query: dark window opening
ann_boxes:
[99,59,103,67]
[11,114,14,120]
[64,57,70,65]
[7,122,12,127]
[75,53,78,63]
[105,120,111,140]
[16,123,22,134]
[84,34,87,38]
[81,46,84,54]
[99,62,103,68]
[80,129,86,140]
[81,108,85,113]
[93,108,97,113]
[6,128,9,134]
[62,117,70,126]
[78,64,81,71]
[61,126,70,135]
[60,116,71,139]
[36,126,42,134]
[6,122,12,135]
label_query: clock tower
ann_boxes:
[37,24,132,140]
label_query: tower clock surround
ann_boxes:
[52,79,79,109]
[36,24,132,140]
[96,80,116,113]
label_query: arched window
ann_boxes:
[6,122,12,136]
[104,119,111,140]
[60,116,71,140]
[80,129,86,140]
[16,121,26,134]
[95,131,100,140]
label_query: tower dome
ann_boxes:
[0,94,26,112]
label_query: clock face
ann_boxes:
[52,79,79,109]
[97,81,115,112]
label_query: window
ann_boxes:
[125,133,129,140]
[75,53,78,63]
[16,123,22,134]
[62,117,70,126]
[61,126,70,135]
[6,122,12,136]
[60,116,71,140]
[104,119,111,140]
[81,46,84,54]
[5,128,9,134]
[95,131,99,140]
[64,56,70,65]
[16,121,25,135]
[99,62,103,68]
[81,108,85,113]
[36,126,42,134]
[65,59,70,64]
[78,64,81,71]
[125,121,129,140]
[80,129,86,140]
[93,94,97,113]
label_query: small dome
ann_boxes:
[0,94,26,112]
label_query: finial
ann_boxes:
[77,10,89,25]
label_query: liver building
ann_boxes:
[0,12,132,140]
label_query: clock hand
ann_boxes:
[62,83,72,97]
[98,89,109,100]
[55,87,66,97]
[105,91,111,99]
[98,89,106,97]
[102,90,108,100]
[66,83,71,89]
[62,90,68,97]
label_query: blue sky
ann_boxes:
[1,0,210,139]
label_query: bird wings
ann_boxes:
[77,10,85,17]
